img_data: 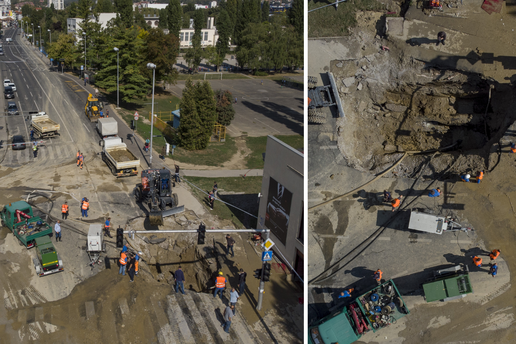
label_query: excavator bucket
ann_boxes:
[148,211,164,226]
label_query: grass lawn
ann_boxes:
[185,176,263,228]
[175,73,249,81]
[308,0,385,38]
[118,110,168,151]
[245,135,304,169]
[171,136,238,167]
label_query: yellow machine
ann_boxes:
[85,93,103,122]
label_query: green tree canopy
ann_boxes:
[288,0,303,36]
[167,0,182,38]
[178,79,204,150]
[143,28,179,84]
[215,90,235,126]
[115,0,133,28]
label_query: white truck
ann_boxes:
[3,79,16,91]
[96,117,118,138]
[101,137,139,177]
[87,224,106,266]
[30,112,60,138]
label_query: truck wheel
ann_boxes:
[57,253,63,269]
[33,258,41,275]
[135,186,142,202]
[173,193,179,207]
[308,112,327,124]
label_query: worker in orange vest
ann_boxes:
[477,171,484,184]
[135,253,140,275]
[79,154,84,170]
[61,201,69,220]
[489,249,501,261]
[213,271,227,299]
[119,250,128,275]
[81,198,89,218]
[511,142,516,153]
[374,269,383,284]
[473,256,482,267]
[391,195,403,212]
[76,151,81,166]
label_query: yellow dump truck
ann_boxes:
[85,93,103,122]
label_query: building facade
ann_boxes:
[257,136,304,281]
[0,0,11,18]
[48,0,64,11]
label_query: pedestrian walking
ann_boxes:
[229,288,239,307]
[32,144,38,158]
[174,164,180,182]
[473,256,482,267]
[460,173,470,182]
[144,139,150,152]
[238,268,247,295]
[84,78,87,86]
[119,249,128,275]
[161,146,166,160]
[489,249,501,261]
[383,190,392,202]
[104,217,112,237]
[208,191,215,210]
[127,253,136,282]
[223,305,234,333]
[54,220,62,242]
[374,269,383,285]
[338,288,354,299]
[511,142,516,153]
[81,198,89,217]
[30,129,34,140]
[213,271,227,299]
[174,266,186,294]
[436,31,446,46]
[61,201,69,220]
[490,263,498,277]
[106,109,109,118]
[213,181,218,195]
[226,235,235,257]
[391,195,403,212]
[428,188,441,197]
[477,171,484,184]
[77,151,81,167]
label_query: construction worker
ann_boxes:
[338,288,354,299]
[81,198,89,218]
[61,201,69,220]
[106,109,109,118]
[490,263,498,277]
[383,190,392,202]
[489,249,501,261]
[460,174,470,182]
[77,151,81,167]
[119,249,128,275]
[477,171,484,184]
[374,269,383,284]
[104,217,112,237]
[428,188,441,197]
[511,142,516,153]
[32,144,38,158]
[473,256,482,267]
[391,195,403,212]
[79,153,84,169]
[213,271,227,299]
[135,253,140,275]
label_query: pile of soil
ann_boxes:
[110,149,136,162]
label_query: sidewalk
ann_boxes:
[182,169,263,178]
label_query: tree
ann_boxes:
[158,9,168,29]
[288,0,303,36]
[178,79,204,150]
[225,0,237,39]
[262,1,269,23]
[21,5,32,17]
[47,33,80,67]
[134,10,150,29]
[143,28,179,84]
[196,81,217,147]
[115,0,133,28]
[167,0,182,38]
[235,22,270,71]
[77,0,93,19]
[184,9,205,71]
[215,90,235,126]
[215,9,230,58]
[96,0,114,13]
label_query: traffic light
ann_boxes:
[116,227,124,248]
[254,268,262,280]
[197,223,206,245]
[262,262,271,282]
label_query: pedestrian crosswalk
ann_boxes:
[8,290,296,343]
[1,141,78,168]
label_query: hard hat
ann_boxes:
[465,174,470,179]
[219,271,223,276]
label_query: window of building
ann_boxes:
[179,33,183,42]
[184,32,189,41]
[204,32,208,41]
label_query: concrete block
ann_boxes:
[386,17,404,36]
[343,77,355,87]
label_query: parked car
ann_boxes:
[0,49,4,56]
[11,135,26,150]
[4,86,14,99]
[5,101,19,115]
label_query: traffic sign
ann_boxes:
[262,251,273,262]
[262,238,275,251]
[134,111,139,120]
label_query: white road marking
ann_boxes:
[377,236,391,241]
[82,123,90,133]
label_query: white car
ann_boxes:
[8,83,16,92]
[3,79,15,91]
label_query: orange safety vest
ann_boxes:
[82,201,89,210]
[512,146,516,153]
[215,276,226,288]
[77,152,80,158]
[135,260,139,272]
[375,269,383,280]
[490,250,500,260]
[119,252,127,265]
[473,256,482,266]
[392,199,401,208]
[478,171,484,180]
[62,204,68,213]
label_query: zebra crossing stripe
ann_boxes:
[191,293,228,342]
[182,293,214,343]
[167,295,195,343]
[118,298,130,316]
[149,296,176,344]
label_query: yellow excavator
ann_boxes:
[85,93,103,122]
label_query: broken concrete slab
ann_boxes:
[386,17,404,37]
[343,77,356,87]
[385,103,408,112]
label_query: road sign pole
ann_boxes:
[256,229,271,311]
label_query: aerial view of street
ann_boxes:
[308,0,516,343]
[0,0,304,342]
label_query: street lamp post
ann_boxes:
[83,33,86,79]
[114,47,120,109]
[38,25,41,51]
[31,23,34,46]
[147,63,156,166]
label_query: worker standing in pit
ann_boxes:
[81,198,89,218]
[104,217,112,238]
[490,249,501,261]
[61,201,68,220]
[511,142,516,153]
[460,174,470,182]
[213,271,227,300]
[473,256,482,267]
[477,171,484,184]
[490,263,498,277]
[391,195,403,212]
[374,269,383,285]
[119,249,128,275]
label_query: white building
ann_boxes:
[133,2,168,10]
[0,0,11,18]
[48,0,64,11]
[179,17,218,48]
[209,1,217,8]
[67,14,117,40]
